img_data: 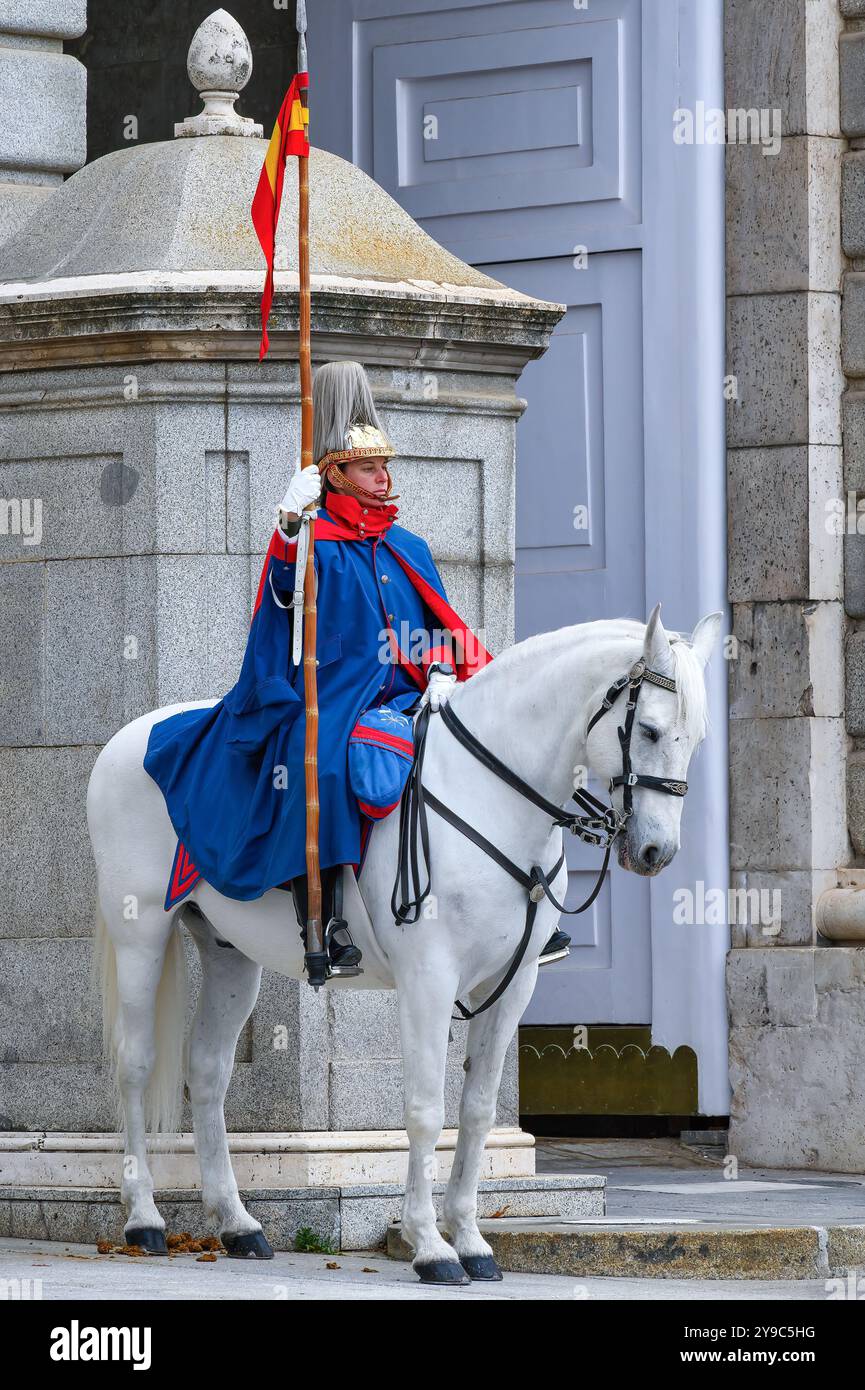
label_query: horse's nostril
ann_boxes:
[641,844,660,868]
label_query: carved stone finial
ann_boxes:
[174,9,263,139]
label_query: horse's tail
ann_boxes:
[91,900,187,1136]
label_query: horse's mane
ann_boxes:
[461,618,709,743]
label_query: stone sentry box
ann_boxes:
[0,14,566,1241]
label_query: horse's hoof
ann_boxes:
[221,1230,274,1259]
[124,1227,168,1255]
[415,1259,471,1286]
[460,1253,503,1281]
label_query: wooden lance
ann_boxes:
[293,3,329,988]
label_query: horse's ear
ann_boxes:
[642,603,673,673]
[689,611,724,669]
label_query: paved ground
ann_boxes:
[534,1137,865,1225]
[2,1139,862,1299]
[0,1236,840,1300]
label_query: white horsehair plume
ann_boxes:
[313,361,386,466]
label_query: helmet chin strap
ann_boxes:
[322,461,399,505]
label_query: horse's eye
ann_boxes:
[639,722,660,742]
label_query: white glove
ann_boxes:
[277,464,322,533]
[420,665,458,713]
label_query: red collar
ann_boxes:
[322,489,399,538]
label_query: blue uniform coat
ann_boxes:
[143,490,492,901]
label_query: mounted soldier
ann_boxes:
[143,360,572,974]
[88,13,721,1276]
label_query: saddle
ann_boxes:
[162,702,415,914]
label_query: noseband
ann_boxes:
[390,656,688,1021]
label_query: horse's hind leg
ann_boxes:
[442,962,539,1281]
[183,911,272,1258]
[112,921,180,1253]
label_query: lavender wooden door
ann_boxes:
[308,0,729,1112]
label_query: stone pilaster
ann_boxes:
[724,0,865,1171]
[726,0,846,950]
[0,1,87,245]
[841,9,865,861]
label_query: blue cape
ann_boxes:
[144,492,492,902]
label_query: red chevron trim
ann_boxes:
[164,839,201,912]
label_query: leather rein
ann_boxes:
[390,657,688,1021]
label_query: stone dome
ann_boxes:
[0,8,561,368]
[0,136,512,297]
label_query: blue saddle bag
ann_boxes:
[348,706,416,819]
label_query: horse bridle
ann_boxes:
[586,657,689,817]
[390,657,688,1021]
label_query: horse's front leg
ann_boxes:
[395,960,470,1285]
[443,959,539,1280]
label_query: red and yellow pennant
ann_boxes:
[251,72,310,360]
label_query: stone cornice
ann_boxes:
[0,276,565,373]
[0,377,527,417]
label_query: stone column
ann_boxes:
[0,1,87,245]
[725,0,865,1170]
[838,7,865,867]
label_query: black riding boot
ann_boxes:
[290,864,362,970]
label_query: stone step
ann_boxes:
[0,1127,536,1189]
[679,1129,728,1147]
[0,1175,604,1253]
[386,1217,865,1281]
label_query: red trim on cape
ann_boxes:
[252,526,494,689]
[382,542,493,683]
[252,520,353,620]
[369,535,425,689]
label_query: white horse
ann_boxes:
[87,604,720,1284]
